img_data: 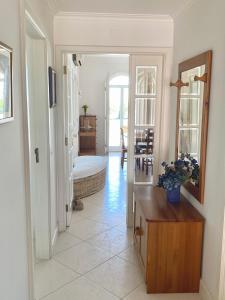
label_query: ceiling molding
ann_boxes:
[171,0,195,19]
[55,11,173,22]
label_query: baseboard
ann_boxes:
[200,279,213,300]
[51,227,58,249]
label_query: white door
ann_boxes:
[127,55,163,226]
[26,36,51,259]
[63,54,78,227]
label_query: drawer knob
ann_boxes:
[135,227,143,236]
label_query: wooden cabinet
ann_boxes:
[79,115,96,155]
[134,186,204,294]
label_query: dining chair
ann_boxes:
[141,129,154,175]
[120,128,127,169]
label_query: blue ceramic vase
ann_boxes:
[167,186,181,203]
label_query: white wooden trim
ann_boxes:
[20,2,54,298]
[19,1,35,299]
[51,227,58,250]
[0,117,14,125]
[200,279,213,300]
[55,12,173,21]
[25,16,52,259]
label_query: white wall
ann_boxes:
[79,55,129,154]
[54,13,173,47]
[0,0,55,299]
[0,1,28,299]
[170,0,225,299]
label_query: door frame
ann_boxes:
[107,74,129,152]
[20,2,53,299]
[24,11,52,256]
[55,45,172,231]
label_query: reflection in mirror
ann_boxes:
[175,51,212,203]
[134,128,154,184]
[179,65,205,163]
[136,66,157,95]
[135,98,155,126]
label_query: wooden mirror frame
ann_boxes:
[175,50,212,203]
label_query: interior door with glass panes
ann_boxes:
[128,55,163,185]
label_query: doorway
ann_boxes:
[55,49,167,230]
[108,74,129,152]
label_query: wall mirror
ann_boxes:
[175,51,212,203]
[0,42,13,124]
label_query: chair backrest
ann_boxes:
[120,128,126,150]
[146,129,154,154]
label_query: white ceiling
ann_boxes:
[52,0,192,17]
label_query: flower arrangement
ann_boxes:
[158,153,199,192]
[82,104,88,116]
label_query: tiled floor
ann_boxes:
[35,153,201,300]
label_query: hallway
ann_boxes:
[35,154,201,300]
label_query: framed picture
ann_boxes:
[0,42,13,124]
[48,66,56,108]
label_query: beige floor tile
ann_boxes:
[124,284,201,300]
[53,231,82,255]
[117,245,139,266]
[86,256,144,298]
[54,241,112,274]
[87,227,132,256]
[34,259,79,299]
[68,218,110,240]
[42,276,119,300]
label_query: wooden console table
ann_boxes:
[133,186,204,294]
[79,115,96,155]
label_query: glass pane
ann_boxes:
[134,157,153,184]
[109,119,121,147]
[109,87,121,148]
[180,98,199,126]
[181,65,205,96]
[134,127,154,184]
[122,89,129,147]
[179,128,199,158]
[123,88,129,119]
[136,66,157,95]
[178,64,205,165]
[135,98,155,126]
[109,87,121,119]
[110,75,129,86]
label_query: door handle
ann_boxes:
[34,148,39,163]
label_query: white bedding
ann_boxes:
[73,156,107,180]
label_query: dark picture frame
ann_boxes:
[0,41,13,124]
[48,66,56,108]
